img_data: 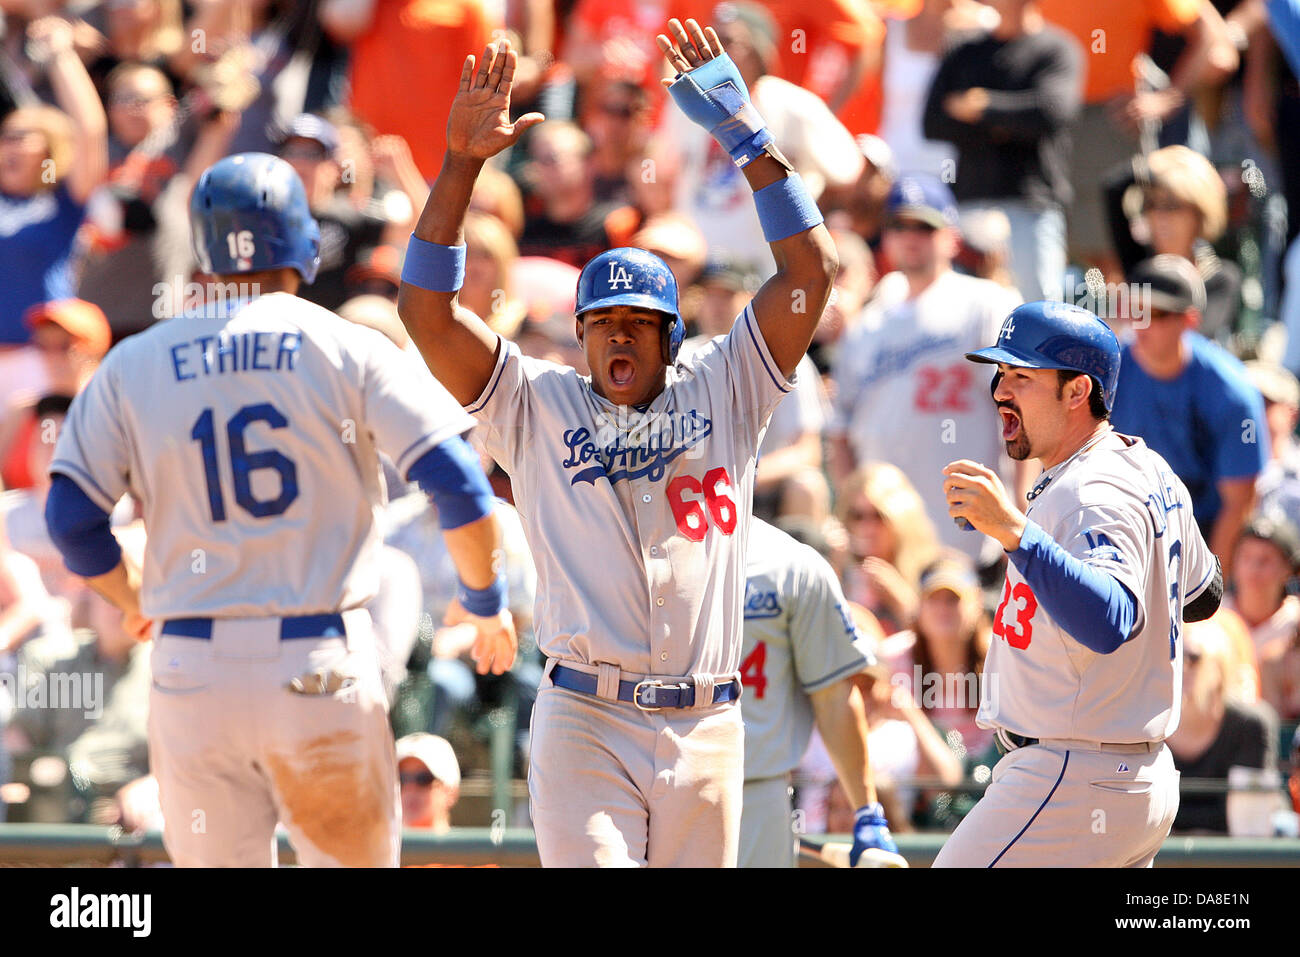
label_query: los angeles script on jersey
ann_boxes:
[743,582,782,619]
[563,409,713,485]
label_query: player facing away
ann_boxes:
[43,152,516,867]
[738,518,902,868]
[936,301,1224,867]
[398,23,837,867]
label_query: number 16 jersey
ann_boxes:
[978,431,1218,743]
[51,292,474,619]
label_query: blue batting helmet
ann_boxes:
[575,247,684,364]
[190,153,321,283]
[966,300,1121,413]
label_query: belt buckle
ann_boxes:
[633,679,665,712]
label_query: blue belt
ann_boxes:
[550,663,740,711]
[160,612,346,641]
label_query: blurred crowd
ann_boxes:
[1,0,1299,840]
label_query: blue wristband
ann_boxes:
[401,235,466,292]
[753,174,823,243]
[459,574,507,618]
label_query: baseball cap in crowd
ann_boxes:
[345,244,403,297]
[278,113,340,158]
[396,733,460,789]
[1245,360,1300,410]
[24,299,112,359]
[1239,515,1300,572]
[1127,254,1207,315]
[919,555,981,602]
[885,174,959,230]
[698,257,760,293]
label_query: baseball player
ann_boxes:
[397,23,836,866]
[937,301,1223,867]
[43,152,516,867]
[738,517,901,868]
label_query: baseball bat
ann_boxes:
[798,838,908,868]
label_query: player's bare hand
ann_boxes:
[123,611,153,643]
[447,38,545,161]
[942,460,1027,552]
[656,18,726,86]
[443,598,517,675]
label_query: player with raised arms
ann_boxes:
[398,21,837,866]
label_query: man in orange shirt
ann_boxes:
[1038,0,1238,275]
[320,0,498,180]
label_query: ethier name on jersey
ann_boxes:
[562,409,713,485]
[169,330,303,382]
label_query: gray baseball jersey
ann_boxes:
[740,517,877,780]
[50,292,474,618]
[467,303,791,677]
[979,430,1217,742]
[832,270,1023,560]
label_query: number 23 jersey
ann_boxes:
[979,431,1217,743]
[50,292,474,619]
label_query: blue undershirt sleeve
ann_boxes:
[405,436,495,530]
[44,474,123,577]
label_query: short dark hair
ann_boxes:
[1056,369,1109,420]
[34,393,74,419]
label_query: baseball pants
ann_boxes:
[738,776,797,868]
[147,609,400,867]
[528,680,744,867]
[932,742,1179,868]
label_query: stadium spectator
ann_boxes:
[8,588,151,824]
[1103,145,1242,343]
[878,554,994,761]
[1038,0,1237,275]
[0,16,107,351]
[460,212,527,340]
[1247,361,1300,527]
[835,463,941,635]
[582,76,652,205]
[517,121,626,268]
[922,0,1083,301]
[663,2,863,276]
[276,114,422,311]
[1110,255,1268,567]
[1168,618,1278,834]
[821,133,896,261]
[560,0,692,98]
[1224,517,1300,712]
[321,0,496,179]
[343,245,403,302]
[875,0,983,179]
[396,732,461,832]
[828,175,1024,565]
[954,207,1016,290]
[811,228,877,375]
[469,162,526,239]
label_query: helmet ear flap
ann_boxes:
[989,370,1003,399]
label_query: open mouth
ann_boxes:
[1000,407,1022,442]
[609,356,636,389]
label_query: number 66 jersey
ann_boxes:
[980,430,1218,744]
[50,292,474,618]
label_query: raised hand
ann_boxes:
[655,17,726,83]
[446,38,545,161]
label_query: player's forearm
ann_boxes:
[85,561,144,620]
[811,680,876,808]
[442,512,506,592]
[414,152,484,248]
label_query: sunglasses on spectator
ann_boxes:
[1184,650,1202,665]
[399,771,436,787]
[599,102,636,119]
[885,219,937,235]
[1143,197,1190,214]
[0,128,41,144]
[109,92,164,109]
[1148,308,1187,321]
[847,507,882,523]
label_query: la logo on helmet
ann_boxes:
[608,262,634,290]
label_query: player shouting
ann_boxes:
[936,301,1223,867]
[398,21,836,866]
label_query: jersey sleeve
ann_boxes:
[688,304,797,452]
[1049,500,1154,636]
[362,333,477,478]
[789,548,878,692]
[49,352,132,513]
[462,335,540,475]
[1177,477,1219,603]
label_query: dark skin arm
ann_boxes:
[397,40,545,405]
[656,19,837,380]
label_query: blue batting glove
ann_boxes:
[851,802,904,868]
[667,53,774,167]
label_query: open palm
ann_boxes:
[447,38,545,160]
